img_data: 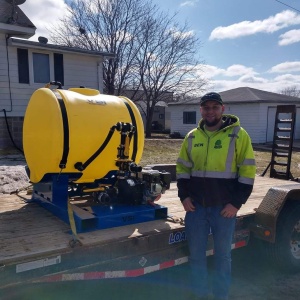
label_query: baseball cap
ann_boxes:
[200,92,223,106]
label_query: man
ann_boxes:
[176,92,256,300]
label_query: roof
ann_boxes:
[8,37,115,58]
[169,87,300,106]
[220,87,300,103]
[0,0,36,38]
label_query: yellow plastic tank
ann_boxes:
[23,87,144,183]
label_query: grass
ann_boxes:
[139,139,180,166]
[2,137,300,179]
[140,138,300,179]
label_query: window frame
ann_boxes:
[183,111,196,124]
[32,52,51,84]
[17,48,64,86]
[28,50,54,85]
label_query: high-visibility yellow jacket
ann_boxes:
[176,114,256,209]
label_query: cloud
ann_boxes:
[202,63,300,93]
[225,65,257,77]
[279,29,300,46]
[209,10,300,40]
[269,61,300,73]
[239,74,267,84]
[202,64,257,78]
[19,0,69,41]
[209,77,300,94]
[274,73,300,82]
[180,1,199,7]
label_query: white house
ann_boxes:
[167,87,300,144]
[0,0,114,149]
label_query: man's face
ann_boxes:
[200,100,224,127]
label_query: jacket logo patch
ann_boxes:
[194,143,204,147]
[214,140,222,149]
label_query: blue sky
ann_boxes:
[20,0,300,93]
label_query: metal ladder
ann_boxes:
[261,105,296,180]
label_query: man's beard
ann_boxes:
[204,117,222,127]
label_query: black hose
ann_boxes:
[2,35,24,155]
[74,125,116,171]
[2,109,24,155]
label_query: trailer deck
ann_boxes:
[0,175,298,288]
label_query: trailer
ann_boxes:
[1,175,300,290]
[1,85,300,291]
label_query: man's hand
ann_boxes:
[182,197,195,212]
[221,203,238,218]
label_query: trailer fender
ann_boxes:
[251,183,300,243]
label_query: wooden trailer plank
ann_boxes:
[0,176,298,267]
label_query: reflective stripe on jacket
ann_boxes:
[176,114,256,209]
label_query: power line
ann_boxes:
[275,0,300,13]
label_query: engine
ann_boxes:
[90,168,171,206]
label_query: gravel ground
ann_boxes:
[0,154,30,194]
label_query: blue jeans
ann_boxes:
[185,202,236,300]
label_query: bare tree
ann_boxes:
[49,0,151,94]
[280,86,300,97]
[49,0,207,136]
[135,12,206,136]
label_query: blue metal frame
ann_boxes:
[31,174,168,233]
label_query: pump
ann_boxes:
[23,82,171,232]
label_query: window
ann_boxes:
[17,48,29,84]
[54,53,64,85]
[17,48,64,85]
[183,111,196,124]
[33,53,50,83]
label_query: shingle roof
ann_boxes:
[220,87,300,103]
[0,0,36,29]
[169,87,300,106]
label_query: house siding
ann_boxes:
[0,34,105,150]
[294,108,300,140]
[224,103,260,142]
[167,104,260,139]
[1,46,104,116]
[167,104,201,136]
[266,105,300,141]
[63,54,102,89]
[167,101,300,144]
[152,106,166,131]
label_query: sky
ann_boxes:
[19,0,300,94]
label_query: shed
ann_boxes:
[167,87,300,144]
